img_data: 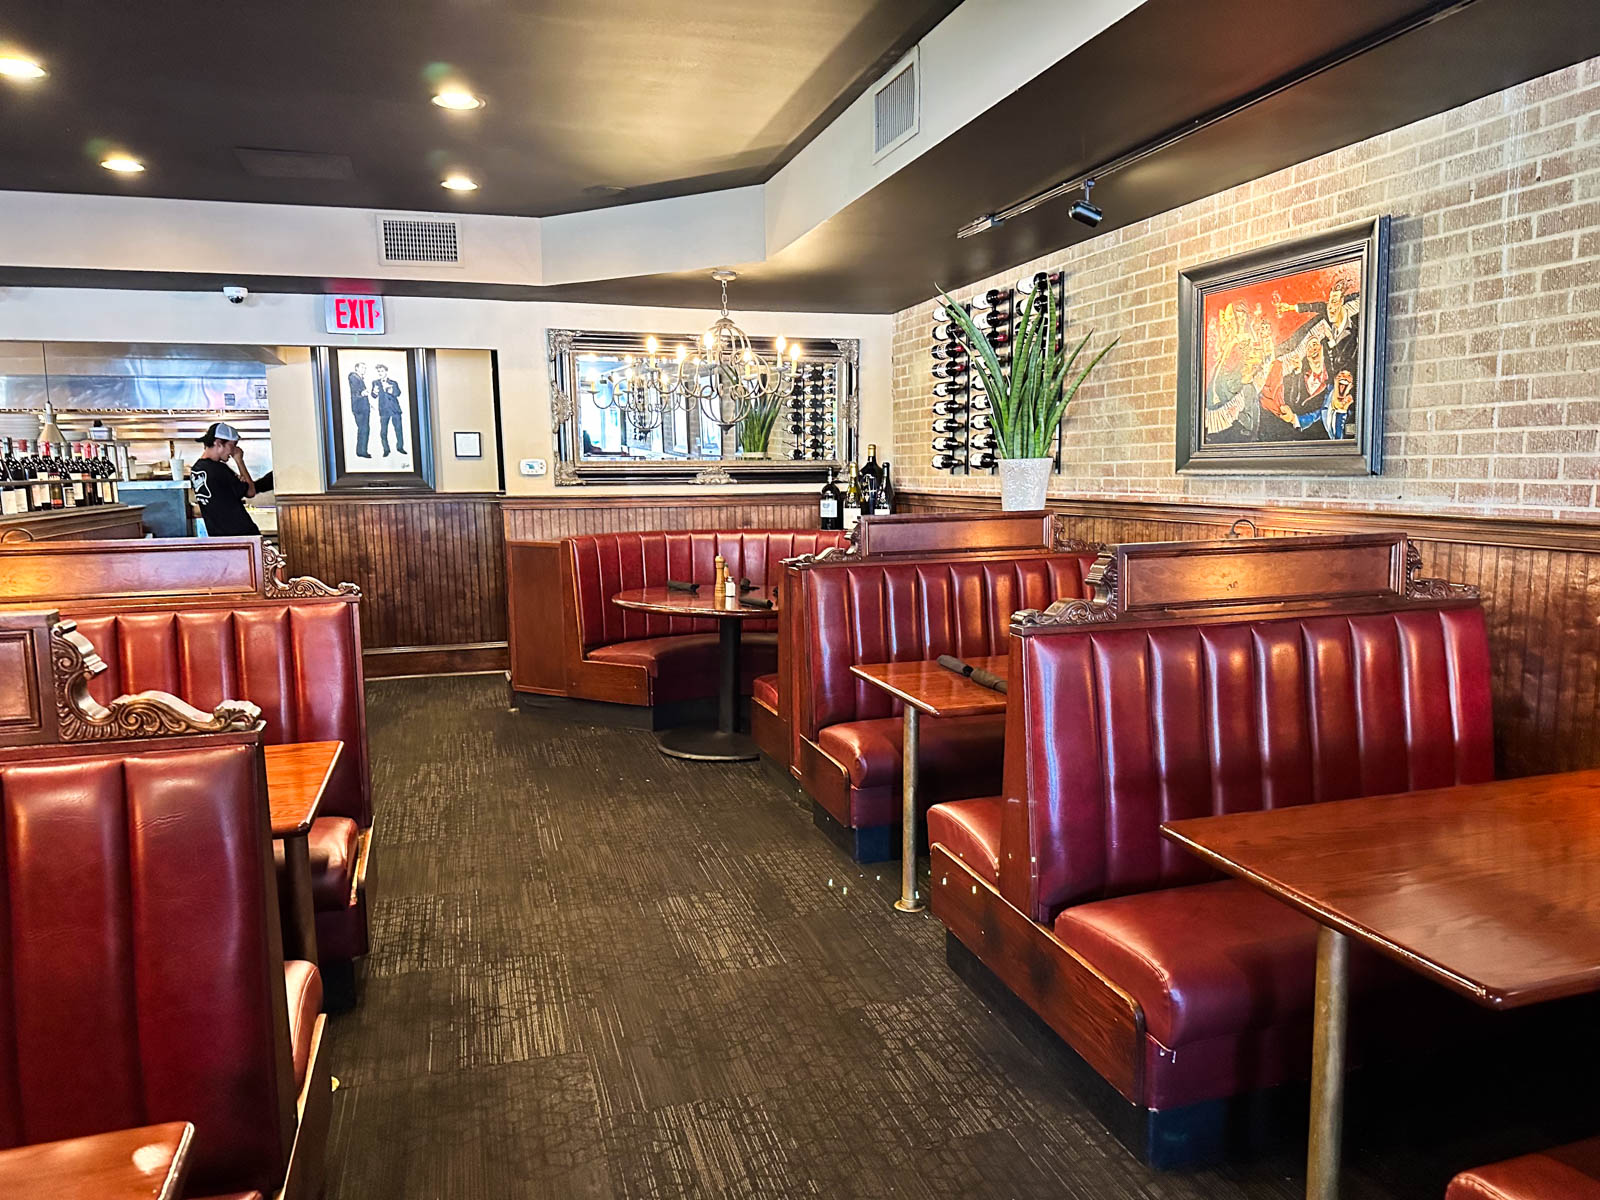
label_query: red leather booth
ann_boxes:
[1447,1138,1600,1199]
[750,509,1068,768]
[789,548,1101,859]
[549,530,849,711]
[0,735,330,1200]
[926,535,1492,1165]
[0,537,373,991]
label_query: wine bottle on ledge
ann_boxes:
[819,468,843,531]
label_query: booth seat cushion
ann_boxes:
[194,1193,266,1200]
[1446,1138,1600,1200]
[586,632,779,703]
[818,714,1006,797]
[927,796,1003,883]
[1053,879,1412,1049]
[283,960,322,1092]
[308,818,359,911]
[752,673,779,712]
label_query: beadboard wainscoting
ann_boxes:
[277,493,508,677]
[500,493,821,541]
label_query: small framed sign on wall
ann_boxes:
[453,431,482,459]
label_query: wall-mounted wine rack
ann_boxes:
[787,362,838,461]
[928,271,1066,475]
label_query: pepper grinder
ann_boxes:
[713,555,727,598]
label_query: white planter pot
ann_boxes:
[999,457,1051,511]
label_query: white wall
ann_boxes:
[0,286,893,496]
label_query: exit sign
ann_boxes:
[324,295,386,334]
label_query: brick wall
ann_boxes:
[891,56,1600,519]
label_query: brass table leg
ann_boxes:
[1307,926,1349,1200]
[895,706,923,913]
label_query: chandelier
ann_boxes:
[674,270,802,430]
[579,270,803,437]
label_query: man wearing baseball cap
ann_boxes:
[190,421,260,536]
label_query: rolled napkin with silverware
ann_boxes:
[738,596,775,610]
[937,653,1008,694]
[666,580,700,593]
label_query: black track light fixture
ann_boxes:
[1068,179,1102,228]
[954,0,1481,240]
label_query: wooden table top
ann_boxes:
[612,586,779,620]
[263,740,342,836]
[1163,769,1600,1009]
[0,1121,193,1200]
[850,655,1009,718]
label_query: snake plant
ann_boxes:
[737,387,785,455]
[938,284,1117,459]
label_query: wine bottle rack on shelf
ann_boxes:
[928,271,1066,476]
[786,362,838,461]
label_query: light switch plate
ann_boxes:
[519,458,548,476]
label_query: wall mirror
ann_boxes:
[548,329,858,485]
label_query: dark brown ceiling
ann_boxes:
[0,0,960,215]
[2,0,1597,313]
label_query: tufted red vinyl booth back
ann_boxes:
[0,741,296,1194]
[797,552,1101,737]
[1002,604,1494,923]
[567,530,849,650]
[63,603,370,827]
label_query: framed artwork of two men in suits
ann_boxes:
[316,346,436,490]
[1176,217,1389,476]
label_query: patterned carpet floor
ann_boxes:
[322,673,1562,1199]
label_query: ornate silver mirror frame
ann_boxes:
[548,329,860,485]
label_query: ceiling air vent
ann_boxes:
[377,216,461,265]
[871,50,919,161]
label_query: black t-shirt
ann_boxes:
[190,457,259,536]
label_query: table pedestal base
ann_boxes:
[657,727,760,762]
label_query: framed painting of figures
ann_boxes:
[1176,217,1389,475]
[315,346,436,491]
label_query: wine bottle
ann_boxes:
[932,399,967,417]
[842,462,863,528]
[0,439,19,517]
[970,288,1006,311]
[931,381,964,398]
[932,435,961,452]
[932,417,963,435]
[860,443,882,502]
[819,468,842,531]
[1016,271,1063,295]
[930,344,965,362]
[931,453,960,471]
[931,361,968,382]
[879,462,895,515]
[973,450,997,469]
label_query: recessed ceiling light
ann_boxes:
[441,174,478,191]
[101,155,145,173]
[432,89,484,111]
[0,55,46,80]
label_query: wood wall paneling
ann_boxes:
[276,494,507,662]
[500,493,820,541]
[901,490,1600,781]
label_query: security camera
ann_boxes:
[222,286,249,305]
